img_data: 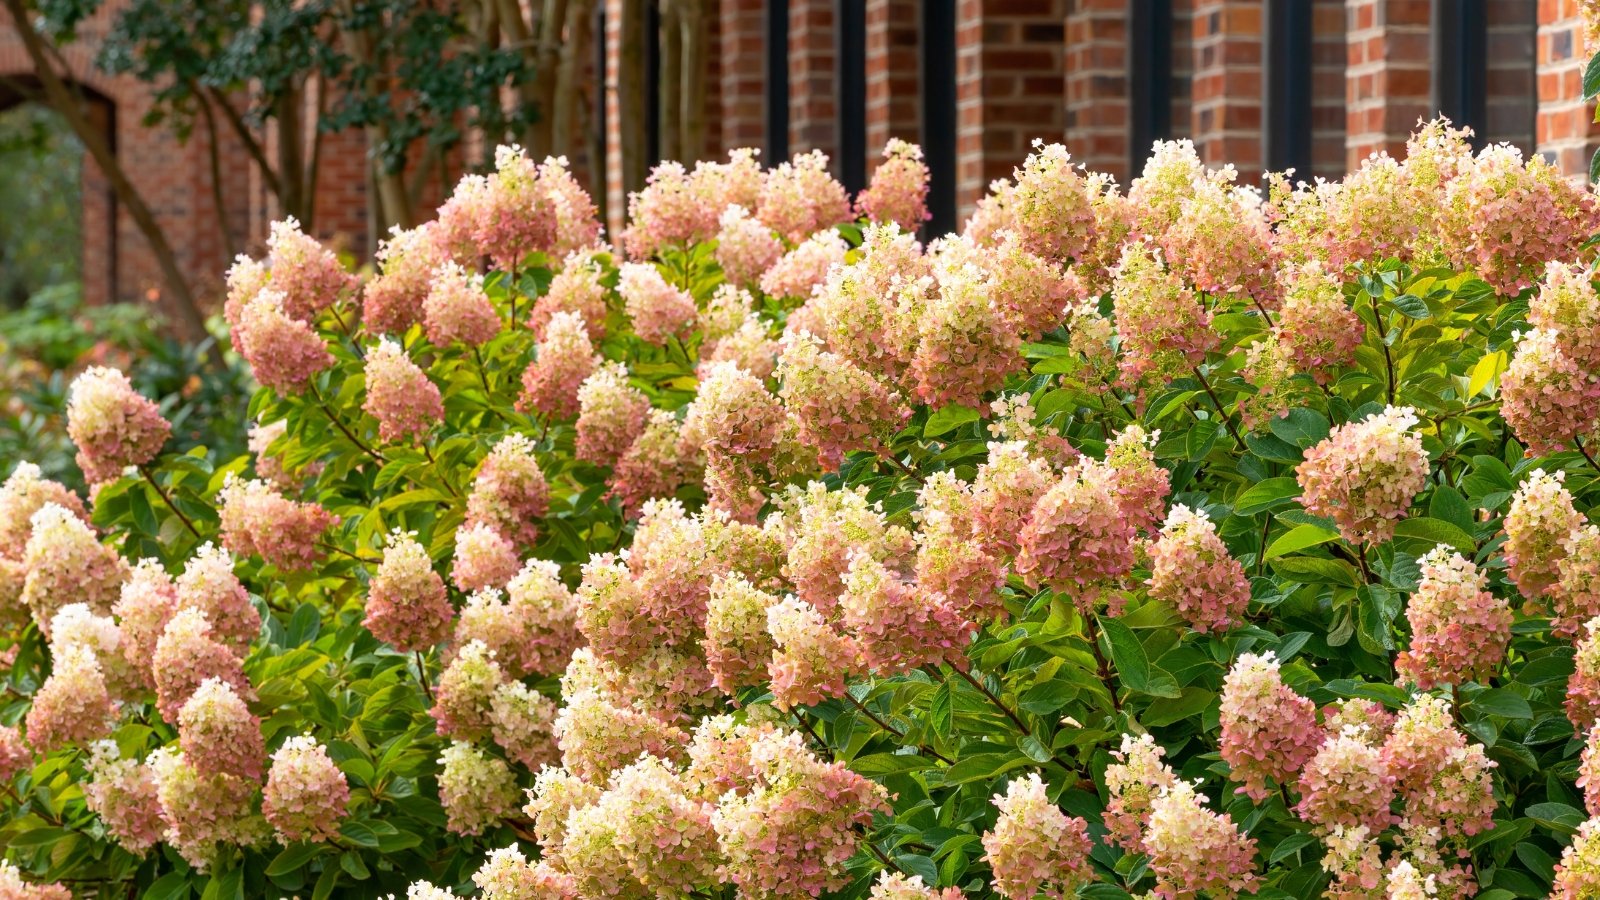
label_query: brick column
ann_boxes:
[719,0,767,154]
[789,0,837,160]
[1064,0,1132,182]
[1309,0,1349,180]
[1345,0,1432,167]
[954,0,1066,221]
[1190,0,1264,174]
[1485,0,1537,149]
[1536,0,1599,178]
[865,0,921,166]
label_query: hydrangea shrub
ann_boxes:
[4,120,1600,899]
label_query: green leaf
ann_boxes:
[312,863,339,900]
[1471,689,1532,719]
[1142,688,1217,727]
[1392,517,1476,553]
[1591,145,1600,185]
[1469,350,1506,397]
[1186,419,1220,460]
[851,753,936,777]
[1428,486,1475,535]
[924,404,979,438]
[1270,556,1360,587]
[340,851,372,881]
[1265,524,1339,559]
[143,873,190,900]
[1098,617,1151,694]
[928,681,952,739]
[940,752,1031,785]
[1267,408,1331,449]
[1527,802,1586,835]
[1234,477,1302,516]
[266,843,325,877]
[1356,584,1398,654]
[1586,49,1600,100]
[1018,735,1053,764]
[1390,293,1431,319]
[1269,832,1319,864]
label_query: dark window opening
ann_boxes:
[836,0,867,194]
[1264,0,1313,174]
[766,0,790,163]
[1128,0,1175,172]
[1433,0,1487,149]
[921,0,957,236]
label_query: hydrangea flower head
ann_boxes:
[66,366,171,483]
[1296,406,1428,544]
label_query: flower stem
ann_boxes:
[1577,435,1600,474]
[309,382,385,464]
[138,465,201,539]
[952,666,1032,736]
[414,650,434,704]
[843,691,953,764]
[1190,365,1246,447]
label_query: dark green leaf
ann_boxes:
[1233,477,1302,516]
[1099,618,1151,694]
[1392,517,1476,553]
[1527,802,1585,835]
[1265,524,1339,559]
[1267,408,1330,449]
[1471,689,1532,719]
[266,843,325,877]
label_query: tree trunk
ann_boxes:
[335,0,413,230]
[618,0,648,197]
[2,0,219,359]
[204,84,286,205]
[657,0,681,164]
[677,0,706,165]
[552,0,595,162]
[276,88,308,225]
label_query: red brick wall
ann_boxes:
[1487,0,1538,147]
[1537,0,1600,178]
[788,0,837,162]
[954,0,1065,220]
[0,1,248,318]
[719,0,767,155]
[865,0,921,173]
[8,0,1596,315]
[1064,0,1131,182]
[1190,0,1264,175]
[1345,0,1433,167]
[1310,0,1348,180]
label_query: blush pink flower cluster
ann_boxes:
[1219,652,1323,801]
[364,529,454,652]
[1503,469,1584,602]
[1147,505,1251,633]
[519,310,600,420]
[1395,549,1511,689]
[856,138,931,231]
[66,366,171,483]
[363,339,444,443]
[262,736,349,844]
[1296,406,1428,545]
[981,773,1093,900]
[465,434,550,548]
[217,474,336,571]
[1502,327,1600,455]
